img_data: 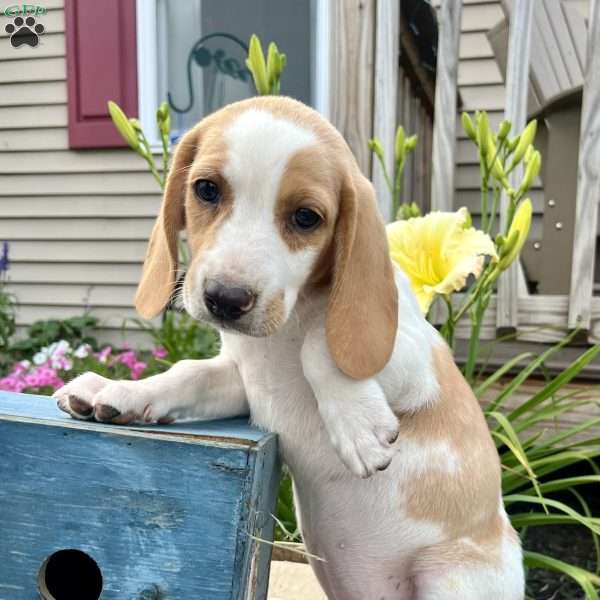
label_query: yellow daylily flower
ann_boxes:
[386,207,498,314]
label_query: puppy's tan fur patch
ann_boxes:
[401,346,501,543]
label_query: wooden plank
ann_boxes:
[0,218,154,241]
[8,282,137,307]
[459,85,506,111]
[461,4,504,32]
[0,104,66,129]
[8,240,148,262]
[569,0,600,330]
[0,393,279,600]
[372,0,399,222]
[0,195,161,217]
[563,1,588,73]
[0,150,154,173]
[458,58,503,85]
[0,81,66,106]
[543,0,584,87]
[497,0,534,332]
[0,57,65,83]
[0,127,68,151]
[14,304,141,327]
[460,32,495,59]
[535,2,572,92]
[431,0,462,211]
[328,0,375,175]
[0,172,159,195]
[9,262,143,285]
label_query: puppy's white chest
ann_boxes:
[221,329,327,467]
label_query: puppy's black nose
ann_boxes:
[203,280,255,321]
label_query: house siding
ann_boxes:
[0,2,158,345]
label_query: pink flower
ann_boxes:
[130,361,147,380]
[96,346,112,364]
[152,347,168,359]
[116,350,137,370]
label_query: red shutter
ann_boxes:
[65,0,138,148]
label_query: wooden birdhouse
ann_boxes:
[0,391,280,600]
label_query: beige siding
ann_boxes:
[0,3,160,344]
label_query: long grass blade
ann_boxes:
[523,551,600,600]
[509,345,600,421]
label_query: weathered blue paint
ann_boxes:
[0,392,280,600]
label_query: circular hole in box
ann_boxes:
[37,549,102,600]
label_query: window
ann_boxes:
[138,0,329,144]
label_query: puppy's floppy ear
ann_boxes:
[134,127,199,319]
[326,166,398,379]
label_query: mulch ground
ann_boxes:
[523,524,598,599]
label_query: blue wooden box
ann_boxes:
[0,391,280,600]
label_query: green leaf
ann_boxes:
[509,344,600,420]
[474,352,533,398]
[486,330,578,413]
[504,494,600,535]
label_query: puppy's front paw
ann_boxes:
[323,401,399,478]
[53,373,172,425]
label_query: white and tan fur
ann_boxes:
[54,97,524,599]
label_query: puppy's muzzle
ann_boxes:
[203,279,256,321]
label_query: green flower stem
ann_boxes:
[139,133,164,189]
[160,130,170,186]
[440,296,456,349]
[481,160,489,232]
[373,152,395,214]
[487,184,502,234]
[464,292,490,383]
[393,157,406,218]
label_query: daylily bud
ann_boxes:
[462,112,477,143]
[498,198,532,270]
[512,120,537,166]
[524,144,534,163]
[129,118,143,133]
[409,202,421,217]
[246,34,269,95]
[368,137,385,162]
[462,208,473,229]
[495,234,506,248]
[519,150,541,194]
[477,112,490,157]
[156,102,171,136]
[498,119,511,141]
[397,203,413,220]
[107,101,139,151]
[394,126,406,164]
[405,135,418,152]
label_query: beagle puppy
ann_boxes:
[54,96,524,599]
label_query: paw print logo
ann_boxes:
[5,16,45,48]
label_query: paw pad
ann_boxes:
[5,16,45,48]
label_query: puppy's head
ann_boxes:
[135,97,397,378]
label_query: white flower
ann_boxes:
[74,343,91,359]
[33,348,49,365]
[48,340,71,357]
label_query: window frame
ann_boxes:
[135,0,331,149]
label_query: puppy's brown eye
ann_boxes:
[292,208,322,231]
[194,179,220,204]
